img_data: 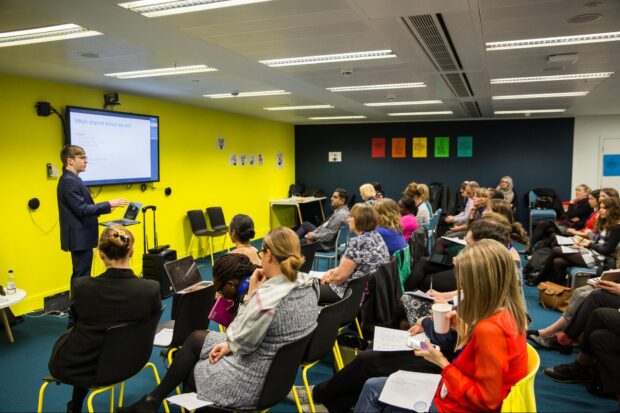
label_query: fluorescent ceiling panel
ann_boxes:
[328,83,425,92]
[0,23,101,48]
[204,90,290,98]
[308,116,366,120]
[494,109,566,114]
[491,72,613,84]
[492,92,588,100]
[260,50,396,67]
[487,31,620,51]
[264,105,334,111]
[364,100,442,107]
[105,64,217,79]
[388,111,453,116]
[119,0,272,17]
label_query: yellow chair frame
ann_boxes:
[37,362,170,413]
[501,344,540,412]
[332,320,363,371]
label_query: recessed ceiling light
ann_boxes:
[490,72,612,84]
[77,52,100,59]
[308,115,366,120]
[0,23,101,48]
[327,82,425,92]
[105,65,217,79]
[492,91,589,100]
[260,50,397,67]
[264,105,334,111]
[364,100,442,107]
[494,109,566,114]
[204,90,290,98]
[486,31,620,51]
[388,111,453,116]
[118,0,272,17]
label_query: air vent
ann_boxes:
[461,101,482,118]
[402,14,476,102]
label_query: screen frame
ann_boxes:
[65,105,160,187]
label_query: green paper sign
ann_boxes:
[434,137,449,158]
[457,136,473,157]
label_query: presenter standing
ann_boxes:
[57,145,127,291]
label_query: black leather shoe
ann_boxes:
[526,329,539,337]
[544,362,592,384]
[116,395,160,413]
[529,335,573,355]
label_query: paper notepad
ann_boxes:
[167,393,213,410]
[373,326,428,352]
[153,328,173,347]
[379,370,442,412]
[440,236,467,246]
[561,246,580,254]
[556,235,576,246]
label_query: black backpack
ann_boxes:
[523,246,551,280]
[288,182,305,197]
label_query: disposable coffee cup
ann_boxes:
[432,303,452,334]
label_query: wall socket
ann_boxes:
[47,163,60,178]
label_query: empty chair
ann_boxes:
[206,207,230,264]
[313,224,349,271]
[38,310,169,413]
[186,210,227,266]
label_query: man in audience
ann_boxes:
[296,188,349,252]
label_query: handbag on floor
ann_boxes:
[537,281,572,312]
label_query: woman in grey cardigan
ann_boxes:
[119,227,319,412]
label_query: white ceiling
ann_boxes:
[0,0,619,124]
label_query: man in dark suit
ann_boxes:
[57,145,127,288]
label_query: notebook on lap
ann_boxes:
[100,201,142,227]
[164,256,210,294]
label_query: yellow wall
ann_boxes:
[0,73,295,315]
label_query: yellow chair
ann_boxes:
[501,344,540,412]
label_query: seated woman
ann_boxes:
[404,182,432,226]
[398,196,418,242]
[444,181,479,228]
[319,203,389,304]
[48,226,161,413]
[418,183,434,215]
[212,253,261,317]
[485,199,529,248]
[373,198,407,255]
[496,175,516,209]
[371,182,385,200]
[536,197,620,285]
[227,214,260,265]
[565,190,600,239]
[360,183,378,205]
[119,227,319,412]
[355,239,528,413]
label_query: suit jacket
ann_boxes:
[57,169,111,251]
[48,268,161,387]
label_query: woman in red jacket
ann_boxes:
[354,239,528,413]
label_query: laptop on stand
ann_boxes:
[100,201,143,227]
[164,256,211,294]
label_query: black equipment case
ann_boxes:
[141,205,176,298]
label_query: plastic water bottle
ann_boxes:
[7,270,16,295]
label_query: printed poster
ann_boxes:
[258,154,264,166]
[240,154,246,166]
[372,138,386,158]
[216,137,225,150]
[603,154,620,176]
[434,137,450,158]
[248,154,256,166]
[276,152,284,169]
[457,136,473,158]
[229,154,238,166]
[392,138,406,158]
[413,137,427,158]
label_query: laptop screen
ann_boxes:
[164,256,204,292]
[124,202,142,220]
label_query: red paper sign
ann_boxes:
[372,138,386,158]
[392,137,406,158]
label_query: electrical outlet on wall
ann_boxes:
[47,162,60,178]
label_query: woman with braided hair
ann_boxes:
[212,253,261,314]
[48,225,161,413]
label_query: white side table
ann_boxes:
[0,289,27,343]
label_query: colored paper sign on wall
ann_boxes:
[392,137,406,158]
[434,137,450,158]
[413,137,427,158]
[457,136,473,157]
[603,154,620,176]
[372,138,386,158]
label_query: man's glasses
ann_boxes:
[74,155,88,160]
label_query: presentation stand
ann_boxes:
[269,197,326,229]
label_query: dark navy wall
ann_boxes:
[295,118,574,223]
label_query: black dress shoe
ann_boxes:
[526,329,539,337]
[529,335,573,355]
[544,362,593,384]
[116,395,160,413]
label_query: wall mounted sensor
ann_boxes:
[36,102,52,116]
[104,92,120,108]
[165,187,172,196]
[28,198,41,210]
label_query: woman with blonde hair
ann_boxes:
[373,198,407,255]
[355,239,528,413]
[360,183,377,204]
[404,182,431,226]
[496,176,515,205]
[320,203,389,304]
[120,227,319,412]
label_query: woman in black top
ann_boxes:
[538,197,620,285]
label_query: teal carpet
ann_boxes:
[0,251,616,412]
